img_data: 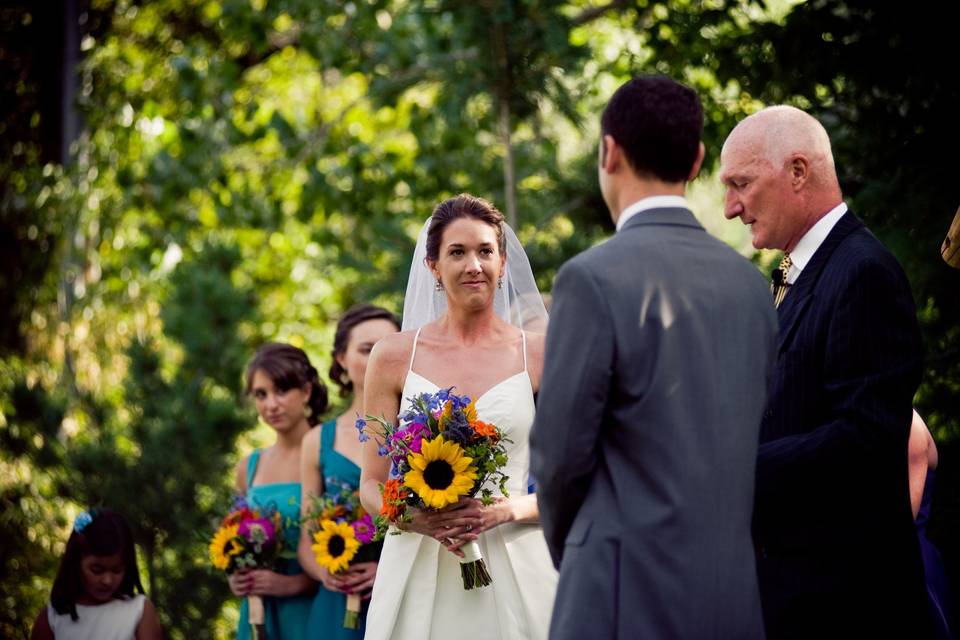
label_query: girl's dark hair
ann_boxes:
[425,194,506,262]
[329,304,400,397]
[245,343,328,426]
[50,508,145,621]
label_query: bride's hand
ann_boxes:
[434,498,514,556]
[398,500,479,540]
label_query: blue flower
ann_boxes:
[443,411,473,446]
[73,511,93,533]
[377,444,389,457]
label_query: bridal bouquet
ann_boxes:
[358,388,510,589]
[303,484,379,628]
[208,496,288,640]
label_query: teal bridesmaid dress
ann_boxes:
[237,449,313,640]
[304,419,380,639]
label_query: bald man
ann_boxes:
[721,106,932,638]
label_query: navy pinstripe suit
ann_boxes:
[754,211,931,638]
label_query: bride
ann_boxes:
[359,194,557,640]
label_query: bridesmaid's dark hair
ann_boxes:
[51,508,145,621]
[245,342,327,426]
[425,194,506,262]
[329,304,399,398]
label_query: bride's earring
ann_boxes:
[435,278,443,291]
[497,275,503,289]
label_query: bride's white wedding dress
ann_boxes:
[363,329,558,640]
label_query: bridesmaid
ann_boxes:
[230,343,325,640]
[909,410,955,640]
[299,304,399,638]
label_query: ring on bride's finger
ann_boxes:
[466,524,473,531]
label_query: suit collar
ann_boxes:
[777,211,863,351]
[618,207,704,233]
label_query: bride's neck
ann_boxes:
[440,306,501,343]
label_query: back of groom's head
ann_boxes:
[601,75,703,184]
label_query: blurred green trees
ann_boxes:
[2,0,957,637]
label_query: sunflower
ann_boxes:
[312,520,361,574]
[404,435,477,509]
[209,524,242,571]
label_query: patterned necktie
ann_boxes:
[772,253,792,308]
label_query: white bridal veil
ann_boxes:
[400,217,549,333]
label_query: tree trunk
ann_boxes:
[499,97,517,229]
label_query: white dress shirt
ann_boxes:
[615,195,690,232]
[786,202,848,284]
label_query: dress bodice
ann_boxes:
[319,418,361,493]
[246,449,304,554]
[400,328,536,497]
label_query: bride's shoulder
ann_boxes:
[368,330,417,369]
[523,330,546,364]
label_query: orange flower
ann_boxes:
[472,420,499,442]
[380,479,410,521]
[321,504,347,520]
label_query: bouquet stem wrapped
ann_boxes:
[248,595,266,639]
[359,388,510,590]
[344,593,362,628]
[458,540,492,589]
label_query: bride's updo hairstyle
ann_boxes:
[425,194,507,262]
[245,342,327,426]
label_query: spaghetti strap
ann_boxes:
[246,449,261,489]
[521,330,528,372]
[408,327,422,372]
[319,419,335,456]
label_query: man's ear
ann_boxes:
[687,142,706,182]
[600,134,620,174]
[789,154,811,191]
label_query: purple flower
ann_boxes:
[355,417,370,442]
[238,517,276,544]
[351,513,376,545]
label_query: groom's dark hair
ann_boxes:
[601,75,703,183]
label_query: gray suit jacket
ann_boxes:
[530,208,776,640]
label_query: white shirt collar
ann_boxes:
[615,195,690,232]
[786,202,848,284]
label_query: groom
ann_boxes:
[530,75,776,639]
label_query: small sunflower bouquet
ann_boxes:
[208,496,286,639]
[304,483,379,629]
[358,387,509,589]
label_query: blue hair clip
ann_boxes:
[73,511,93,533]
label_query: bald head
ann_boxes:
[720,106,844,251]
[724,106,839,191]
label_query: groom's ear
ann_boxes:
[600,134,619,174]
[687,142,706,182]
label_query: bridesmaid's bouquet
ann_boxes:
[208,496,287,640]
[358,388,510,589]
[303,484,379,629]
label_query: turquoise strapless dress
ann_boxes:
[237,449,313,640]
[304,419,380,639]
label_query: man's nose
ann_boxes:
[723,191,742,220]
